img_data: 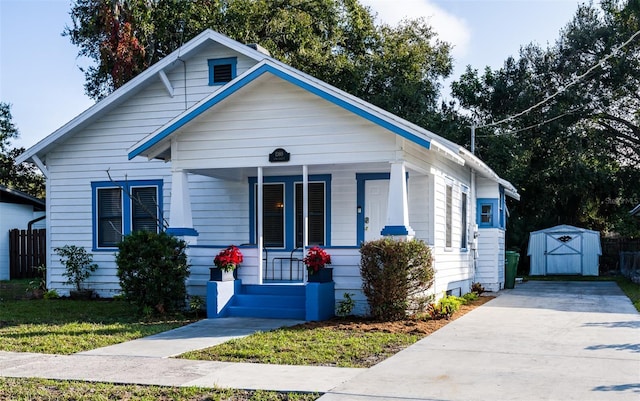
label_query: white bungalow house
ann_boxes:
[17,29,518,318]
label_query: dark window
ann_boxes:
[131,187,159,233]
[213,64,232,83]
[262,184,285,248]
[461,192,468,248]
[481,204,492,224]
[97,188,122,248]
[295,182,325,247]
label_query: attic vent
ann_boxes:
[208,57,237,85]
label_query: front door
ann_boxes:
[364,180,389,242]
[545,231,582,274]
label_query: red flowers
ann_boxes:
[214,245,243,272]
[303,246,331,274]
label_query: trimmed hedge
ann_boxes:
[360,238,435,320]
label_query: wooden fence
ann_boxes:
[8,229,46,279]
[600,238,640,274]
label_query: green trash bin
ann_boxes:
[504,251,520,289]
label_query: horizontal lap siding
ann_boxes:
[476,228,505,291]
[172,75,398,170]
[430,163,474,298]
[45,47,257,296]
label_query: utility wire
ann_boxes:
[476,110,580,137]
[477,28,640,130]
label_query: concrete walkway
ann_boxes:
[0,281,639,400]
[321,281,640,401]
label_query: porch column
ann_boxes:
[303,165,309,249]
[166,169,199,245]
[381,161,415,240]
[257,167,264,284]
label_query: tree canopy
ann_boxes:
[65,0,453,130]
[452,0,640,243]
[0,102,45,199]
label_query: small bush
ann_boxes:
[461,292,479,303]
[360,238,435,321]
[471,282,485,295]
[55,245,98,291]
[116,231,189,314]
[336,292,356,317]
[428,295,463,320]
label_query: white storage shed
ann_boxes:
[528,225,601,276]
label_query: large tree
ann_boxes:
[452,0,640,244]
[65,0,453,128]
[0,103,45,199]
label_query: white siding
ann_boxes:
[172,74,398,171]
[43,46,261,296]
[476,228,505,291]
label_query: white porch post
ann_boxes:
[166,169,199,244]
[303,165,309,249]
[257,167,264,284]
[381,161,415,240]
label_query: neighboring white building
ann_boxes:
[16,30,518,316]
[528,224,601,276]
[0,185,45,280]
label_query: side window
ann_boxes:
[261,184,285,248]
[131,186,159,232]
[93,180,162,250]
[461,192,468,249]
[477,198,499,228]
[208,57,237,85]
[481,204,492,225]
[97,187,122,248]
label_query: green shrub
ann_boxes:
[360,238,435,320]
[336,292,356,317]
[461,292,479,303]
[116,231,189,314]
[428,295,463,320]
[55,245,98,291]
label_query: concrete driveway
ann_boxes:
[320,281,640,401]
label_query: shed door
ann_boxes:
[545,232,582,274]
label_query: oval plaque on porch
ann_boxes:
[269,148,290,162]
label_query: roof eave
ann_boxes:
[16,29,268,165]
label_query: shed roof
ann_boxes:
[0,185,45,210]
[530,224,600,235]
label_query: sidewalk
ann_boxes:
[1,281,639,400]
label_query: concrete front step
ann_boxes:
[226,284,306,319]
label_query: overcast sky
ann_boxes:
[0,0,586,149]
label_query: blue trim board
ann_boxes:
[355,173,390,244]
[380,225,410,236]
[129,62,431,160]
[91,179,163,251]
[166,227,199,237]
[476,198,499,229]
[249,174,331,251]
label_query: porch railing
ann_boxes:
[263,248,304,282]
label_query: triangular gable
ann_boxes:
[16,29,269,165]
[128,59,435,160]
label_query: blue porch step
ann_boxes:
[225,284,306,319]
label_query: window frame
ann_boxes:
[92,180,163,251]
[249,175,331,251]
[477,198,499,229]
[445,183,453,249]
[461,190,468,250]
[208,57,237,85]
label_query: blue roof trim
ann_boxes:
[128,62,431,160]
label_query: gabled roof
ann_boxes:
[16,29,270,165]
[0,185,45,210]
[129,57,438,160]
[530,224,600,235]
[18,28,519,200]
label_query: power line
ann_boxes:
[477,28,640,130]
[476,110,580,137]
